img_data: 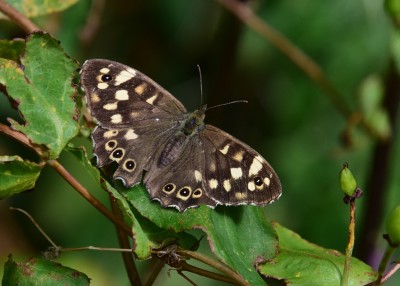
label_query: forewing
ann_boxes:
[80,59,186,129]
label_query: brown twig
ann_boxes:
[341,198,356,286]
[216,0,350,118]
[178,262,239,285]
[110,197,141,286]
[177,250,248,286]
[356,60,400,264]
[144,258,165,286]
[47,159,132,237]
[381,261,400,283]
[0,0,40,33]
[79,0,105,46]
[0,123,45,158]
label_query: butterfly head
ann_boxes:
[183,105,207,136]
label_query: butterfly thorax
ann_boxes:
[158,106,206,168]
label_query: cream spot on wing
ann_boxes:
[114,69,136,86]
[97,82,108,89]
[134,83,147,95]
[232,151,244,162]
[230,167,243,180]
[249,156,263,176]
[103,102,118,110]
[219,144,230,155]
[131,111,140,118]
[264,177,270,186]
[235,192,247,199]
[91,93,100,103]
[209,162,216,172]
[223,180,231,192]
[146,94,158,105]
[111,114,122,124]
[124,129,138,140]
[103,130,118,138]
[248,181,256,191]
[194,170,203,182]
[100,68,110,74]
[115,90,129,100]
[208,179,218,189]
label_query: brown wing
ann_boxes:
[199,125,282,206]
[80,59,186,129]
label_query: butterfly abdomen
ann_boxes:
[158,110,205,168]
[158,134,186,167]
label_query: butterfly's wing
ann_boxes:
[80,59,187,186]
[199,125,282,206]
[80,59,186,129]
[144,125,281,212]
[144,135,217,211]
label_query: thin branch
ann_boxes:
[177,250,248,286]
[356,59,400,263]
[341,198,356,286]
[144,259,165,286]
[179,262,239,285]
[216,0,350,117]
[110,197,142,286]
[9,207,58,248]
[79,0,105,46]
[0,0,40,33]
[47,159,132,237]
[0,123,45,158]
[381,262,400,283]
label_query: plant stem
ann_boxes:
[373,244,396,285]
[178,250,248,286]
[47,159,132,237]
[110,197,141,286]
[0,0,40,33]
[341,199,356,286]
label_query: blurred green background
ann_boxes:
[1,0,399,285]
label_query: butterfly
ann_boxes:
[80,59,282,212]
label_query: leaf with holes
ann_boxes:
[2,255,90,285]
[258,223,378,285]
[0,32,79,159]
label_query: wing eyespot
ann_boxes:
[101,74,112,82]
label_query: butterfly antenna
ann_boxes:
[197,64,204,106]
[206,100,248,112]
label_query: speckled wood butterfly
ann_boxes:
[80,59,282,212]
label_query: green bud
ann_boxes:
[339,163,357,196]
[386,205,400,246]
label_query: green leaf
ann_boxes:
[2,255,90,286]
[65,145,198,260]
[123,184,279,285]
[0,0,78,20]
[0,155,41,198]
[259,223,378,285]
[0,38,25,61]
[0,32,79,159]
